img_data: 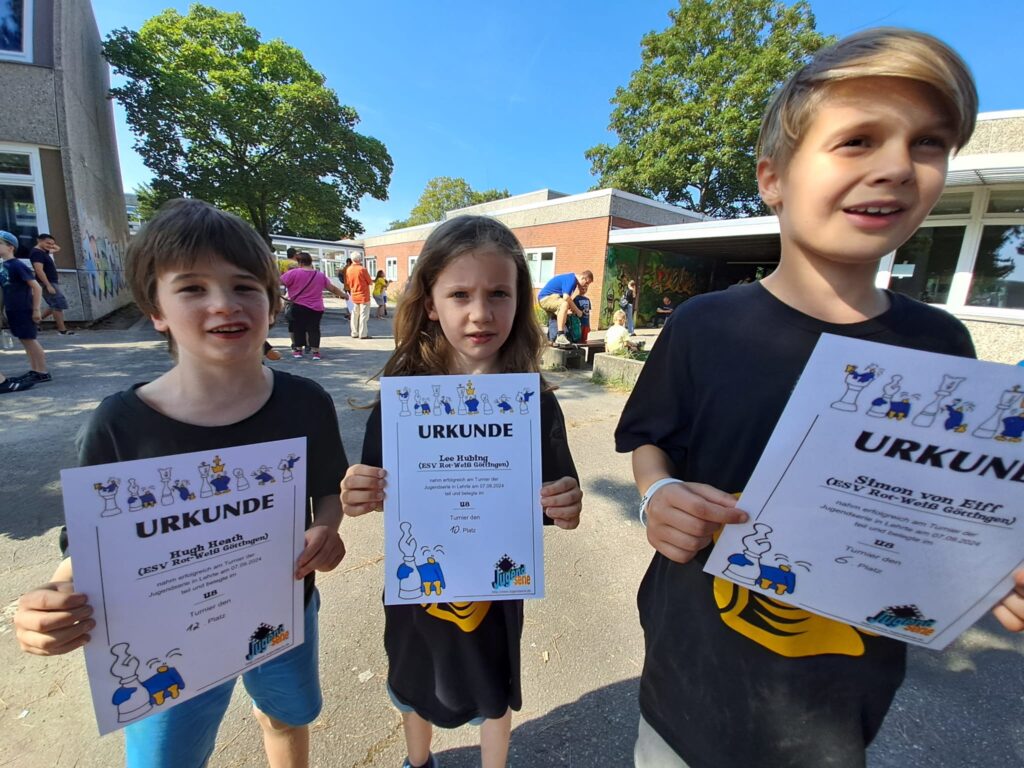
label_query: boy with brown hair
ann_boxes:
[615,28,1024,767]
[13,199,348,768]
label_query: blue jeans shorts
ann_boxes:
[124,589,322,768]
[43,287,69,310]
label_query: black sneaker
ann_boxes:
[57,329,75,335]
[0,377,34,393]
[24,370,53,383]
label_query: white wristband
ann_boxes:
[638,478,684,527]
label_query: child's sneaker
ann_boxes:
[401,754,438,768]
[312,352,322,361]
[0,377,34,393]
[292,350,303,359]
[22,370,52,383]
[554,333,571,347]
[57,329,75,335]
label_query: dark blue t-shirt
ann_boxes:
[29,247,58,286]
[537,273,578,301]
[573,295,592,326]
[0,257,36,312]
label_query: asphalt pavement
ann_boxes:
[0,309,1021,767]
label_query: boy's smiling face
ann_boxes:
[758,77,955,270]
[150,253,272,366]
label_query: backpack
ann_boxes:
[566,314,582,343]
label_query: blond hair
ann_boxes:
[613,309,627,324]
[757,28,977,169]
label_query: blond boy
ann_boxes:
[615,28,1024,767]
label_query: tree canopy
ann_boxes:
[388,177,510,230]
[104,4,392,241]
[586,0,831,218]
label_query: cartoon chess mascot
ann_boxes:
[464,381,480,415]
[141,660,186,706]
[172,479,195,501]
[496,395,514,414]
[210,472,232,494]
[211,455,225,475]
[139,487,158,507]
[252,465,276,485]
[516,389,535,414]
[845,363,881,385]
[943,399,973,433]
[997,409,1024,442]
[95,477,119,495]
[887,393,916,421]
[414,391,432,416]
[109,643,152,723]
[127,479,143,513]
[278,454,301,483]
[440,396,454,415]
[416,556,446,596]
[397,387,411,416]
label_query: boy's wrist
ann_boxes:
[638,477,684,526]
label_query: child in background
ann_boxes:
[341,215,583,768]
[373,269,388,319]
[14,199,349,768]
[615,28,1024,768]
[572,283,592,343]
[605,309,642,355]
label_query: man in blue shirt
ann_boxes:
[537,270,593,346]
[0,230,51,383]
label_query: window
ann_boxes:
[987,189,1024,215]
[408,256,418,275]
[525,248,555,287]
[386,258,398,282]
[966,225,1024,309]
[365,256,377,277]
[889,227,966,304]
[0,152,31,175]
[930,192,973,216]
[0,144,48,255]
[0,1,33,62]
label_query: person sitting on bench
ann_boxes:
[538,269,593,346]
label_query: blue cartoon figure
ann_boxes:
[886,394,916,421]
[414,390,432,415]
[139,487,158,507]
[210,474,232,494]
[516,389,535,414]
[141,658,186,706]
[723,523,808,596]
[417,554,446,596]
[251,465,276,485]
[943,399,973,433]
[464,381,480,415]
[394,522,447,598]
[396,387,411,416]
[127,479,143,513]
[440,396,454,415]
[109,643,152,723]
[496,395,514,414]
[832,363,882,412]
[94,477,122,517]
[172,480,195,501]
[997,410,1024,442]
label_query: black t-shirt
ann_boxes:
[29,247,58,286]
[361,389,578,727]
[573,295,592,326]
[0,257,36,312]
[66,369,348,605]
[615,282,975,768]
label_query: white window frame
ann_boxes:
[524,247,556,288]
[0,142,50,235]
[877,185,1024,322]
[365,256,377,277]
[408,255,418,276]
[0,0,33,63]
[386,257,398,282]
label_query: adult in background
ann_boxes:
[538,269,593,347]
[621,279,637,335]
[281,251,345,361]
[29,234,73,335]
[0,230,50,383]
[345,254,372,339]
[653,295,674,328]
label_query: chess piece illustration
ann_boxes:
[396,522,423,599]
[723,523,774,586]
[233,467,250,491]
[913,374,966,428]
[109,643,153,723]
[973,385,1022,439]
[197,461,213,498]
[94,478,122,517]
[831,364,881,412]
[159,467,174,506]
[867,375,903,418]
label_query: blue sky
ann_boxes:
[91,0,1024,236]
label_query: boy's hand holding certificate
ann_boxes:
[381,373,544,604]
[706,335,1024,649]
[62,438,307,733]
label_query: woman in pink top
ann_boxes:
[280,252,346,360]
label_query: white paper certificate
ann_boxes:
[381,373,544,605]
[61,437,307,734]
[705,335,1024,650]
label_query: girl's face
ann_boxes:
[425,247,518,375]
[151,253,271,369]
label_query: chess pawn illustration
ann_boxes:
[159,467,174,506]
[198,461,213,497]
[127,478,142,513]
[233,467,250,491]
[396,522,423,599]
[723,523,773,586]
[867,375,903,418]
[278,458,294,483]
[913,374,965,428]
[973,385,1022,439]
[109,643,152,723]
[481,393,493,415]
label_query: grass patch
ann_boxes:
[591,369,636,392]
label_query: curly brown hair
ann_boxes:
[381,216,547,383]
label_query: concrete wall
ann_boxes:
[0,62,58,146]
[53,0,131,321]
[963,319,1024,365]
[959,115,1024,156]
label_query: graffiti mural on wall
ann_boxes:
[81,229,128,302]
[602,246,712,329]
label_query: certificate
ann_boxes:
[705,335,1024,650]
[381,373,543,605]
[61,438,307,734]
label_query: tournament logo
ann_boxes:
[865,604,936,637]
[245,622,290,660]
[491,554,530,590]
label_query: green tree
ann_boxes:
[104,4,392,241]
[586,0,831,218]
[388,176,509,229]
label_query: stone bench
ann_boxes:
[592,352,644,388]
